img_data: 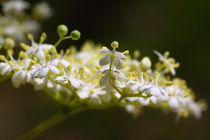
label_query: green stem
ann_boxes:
[19,108,84,140]
[108,56,124,95]
[0,72,13,83]
[54,38,63,47]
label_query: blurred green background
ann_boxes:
[0,0,210,139]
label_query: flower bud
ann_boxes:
[140,57,151,70]
[3,38,15,50]
[57,24,68,38]
[70,30,81,40]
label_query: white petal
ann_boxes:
[1,65,11,75]
[99,49,111,54]
[90,95,101,104]
[113,57,123,69]
[36,49,45,60]
[169,97,179,109]
[115,52,126,59]
[99,55,110,66]
[77,91,89,99]
[69,78,80,88]
[39,67,49,78]
[40,44,53,50]
[149,86,161,96]
[49,65,59,74]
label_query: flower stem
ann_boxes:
[54,38,63,47]
[19,108,84,140]
[108,57,124,95]
[0,72,13,83]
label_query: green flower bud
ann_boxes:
[4,38,15,50]
[70,30,81,40]
[57,24,68,38]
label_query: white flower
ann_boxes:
[0,62,13,76]
[99,48,126,69]
[77,82,106,104]
[100,69,127,91]
[4,24,25,41]
[32,59,59,78]
[55,67,82,89]
[22,20,40,34]
[11,59,32,88]
[56,75,81,89]
[3,0,30,13]
[154,50,179,75]
[168,97,179,110]
[33,2,53,20]
[26,43,53,61]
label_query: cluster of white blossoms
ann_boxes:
[0,24,206,119]
[0,0,52,44]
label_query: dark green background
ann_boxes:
[0,0,210,139]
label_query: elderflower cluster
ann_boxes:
[0,0,52,44]
[0,24,206,119]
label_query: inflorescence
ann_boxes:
[0,23,206,119]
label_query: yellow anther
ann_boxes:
[44,49,49,54]
[102,46,108,49]
[164,51,170,58]
[79,67,84,73]
[39,32,47,43]
[27,34,34,41]
[93,79,99,85]
[155,72,160,79]
[27,60,36,70]
[14,67,19,71]
[132,71,138,77]
[96,65,101,70]
[90,90,94,94]
[174,63,180,68]
[60,49,64,55]
[8,60,14,66]
[49,47,56,54]
[30,60,36,65]
[54,53,59,58]
[45,54,51,61]
[78,59,84,64]
[133,50,140,59]
[90,67,95,72]
[66,49,71,54]
[169,93,172,96]
[140,72,148,79]
[127,72,133,79]
[111,41,119,49]
[20,43,29,50]
[0,55,5,61]
[19,51,28,59]
[83,74,88,80]
[163,80,173,86]
[100,73,104,77]
[33,57,38,62]
[57,63,64,69]
[74,69,78,74]
[184,92,190,98]
[124,50,129,55]
[67,65,72,71]
[70,46,77,54]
